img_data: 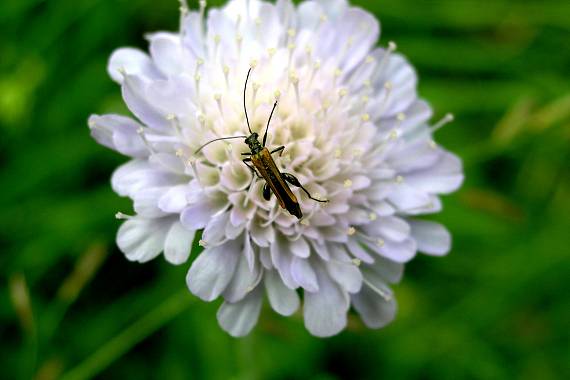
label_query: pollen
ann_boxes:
[344,179,353,188]
[347,227,356,236]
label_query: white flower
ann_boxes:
[89,0,463,337]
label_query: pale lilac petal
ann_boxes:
[409,220,451,256]
[352,285,397,329]
[304,267,349,337]
[180,202,215,230]
[158,185,189,213]
[223,253,261,303]
[291,257,318,292]
[108,48,160,84]
[186,242,239,301]
[217,286,262,337]
[164,221,194,265]
[116,217,170,263]
[264,270,300,316]
[88,114,147,157]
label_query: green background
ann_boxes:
[1,0,569,379]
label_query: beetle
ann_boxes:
[195,68,328,219]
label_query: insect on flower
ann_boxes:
[195,67,328,219]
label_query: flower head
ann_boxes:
[89,0,463,337]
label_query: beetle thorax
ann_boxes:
[245,133,263,154]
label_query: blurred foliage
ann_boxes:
[1,0,569,379]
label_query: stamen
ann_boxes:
[213,93,224,117]
[289,70,300,108]
[395,175,404,184]
[267,47,277,59]
[373,41,397,82]
[222,64,230,88]
[115,212,133,220]
[347,226,356,236]
[137,127,155,154]
[369,212,377,221]
[334,149,342,158]
[178,0,189,36]
[344,179,353,188]
[198,239,207,247]
[362,277,393,301]
[309,59,321,86]
[431,113,454,133]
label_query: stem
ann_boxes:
[60,289,192,380]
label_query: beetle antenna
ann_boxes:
[195,135,248,154]
[262,99,278,147]
[244,67,253,134]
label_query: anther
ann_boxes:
[338,88,348,98]
[249,59,258,68]
[267,47,276,57]
[351,258,362,266]
[428,139,437,149]
[389,129,399,140]
[213,34,221,44]
[397,112,406,121]
[365,55,375,64]
[319,14,328,23]
[369,212,377,221]
[198,239,207,247]
[361,113,370,122]
[334,149,342,158]
[287,28,296,38]
[377,238,385,247]
[115,212,132,220]
[347,226,356,236]
[395,175,404,184]
[300,219,310,226]
[353,148,363,157]
[344,179,353,188]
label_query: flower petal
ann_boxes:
[217,286,263,337]
[291,257,318,292]
[304,267,349,337]
[108,48,159,84]
[264,269,300,316]
[116,217,171,263]
[164,221,194,265]
[409,220,451,256]
[186,241,239,301]
[88,114,147,157]
[352,285,397,329]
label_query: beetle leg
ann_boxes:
[270,146,285,156]
[282,173,329,203]
[243,158,262,178]
[262,182,272,201]
[241,152,251,156]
